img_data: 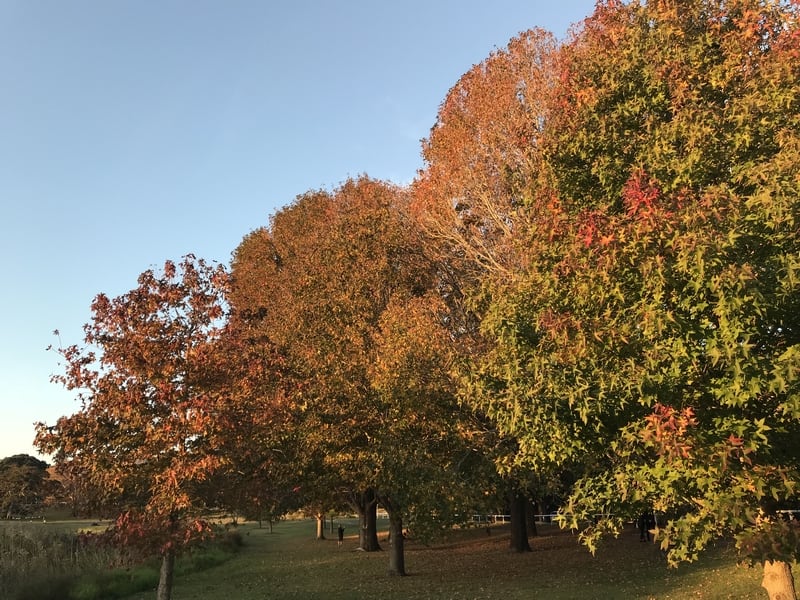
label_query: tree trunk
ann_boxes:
[351,488,382,551]
[762,560,797,600]
[509,489,532,552]
[355,498,366,548]
[315,513,325,540]
[386,507,406,576]
[156,548,175,600]
[363,489,381,551]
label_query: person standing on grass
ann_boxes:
[337,525,345,547]
[638,511,654,542]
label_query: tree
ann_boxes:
[35,256,230,600]
[415,27,559,280]
[413,26,565,554]
[348,487,382,552]
[369,293,490,574]
[230,178,406,549]
[453,1,800,598]
[230,176,484,574]
[0,454,57,519]
[201,322,299,532]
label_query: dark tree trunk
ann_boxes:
[386,509,406,576]
[352,488,382,551]
[156,548,175,600]
[363,489,381,551]
[509,489,532,553]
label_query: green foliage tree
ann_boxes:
[0,454,56,519]
[550,1,800,596]
[35,256,231,600]
[451,1,800,598]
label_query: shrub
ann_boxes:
[13,574,76,600]
[220,528,244,550]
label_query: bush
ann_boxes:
[220,528,244,550]
[13,574,77,600]
[70,566,160,600]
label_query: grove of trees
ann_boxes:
[34,1,800,599]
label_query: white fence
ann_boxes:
[472,513,559,524]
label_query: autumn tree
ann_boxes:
[369,293,491,574]
[230,179,402,547]
[35,256,230,600]
[199,319,299,531]
[412,26,564,553]
[446,1,800,599]
[230,176,484,573]
[415,27,559,280]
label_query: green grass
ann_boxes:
[118,519,795,599]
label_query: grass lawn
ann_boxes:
[119,518,795,599]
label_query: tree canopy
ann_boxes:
[229,176,486,574]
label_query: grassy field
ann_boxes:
[118,518,792,600]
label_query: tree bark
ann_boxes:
[350,488,382,551]
[315,512,326,540]
[156,548,175,600]
[509,489,532,552]
[386,508,406,576]
[762,560,797,600]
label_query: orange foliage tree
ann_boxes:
[415,27,559,280]
[36,256,231,600]
[201,317,300,530]
[412,26,566,552]
[230,176,485,574]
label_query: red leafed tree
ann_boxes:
[35,255,229,600]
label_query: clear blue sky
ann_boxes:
[0,0,595,461]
